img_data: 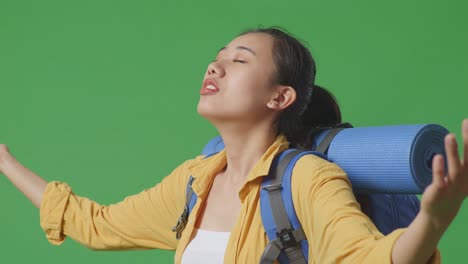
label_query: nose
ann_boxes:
[207,61,225,77]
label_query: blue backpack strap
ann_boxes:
[172,152,219,239]
[260,149,327,264]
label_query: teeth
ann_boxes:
[206,84,216,90]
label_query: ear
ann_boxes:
[267,85,296,111]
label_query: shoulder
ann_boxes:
[177,154,206,172]
[293,153,347,178]
[290,153,355,220]
[291,153,351,193]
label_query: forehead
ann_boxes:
[224,33,274,57]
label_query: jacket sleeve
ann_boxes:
[291,155,441,264]
[39,157,201,251]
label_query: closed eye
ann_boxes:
[233,59,247,63]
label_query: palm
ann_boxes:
[420,119,468,228]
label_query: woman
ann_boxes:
[1,27,467,263]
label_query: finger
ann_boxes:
[432,154,447,188]
[445,133,461,184]
[463,119,468,166]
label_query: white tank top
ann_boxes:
[181,228,231,264]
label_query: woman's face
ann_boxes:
[197,33,280,125]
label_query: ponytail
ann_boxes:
[291,85,342,149]
[302,85,341,128]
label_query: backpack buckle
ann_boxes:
[276,228,298,248]
[262,183,283,192]
[172,205,190,240]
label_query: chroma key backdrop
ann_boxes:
[0,0,467,263]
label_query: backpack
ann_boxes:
[172,126,421,264]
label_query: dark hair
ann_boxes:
[239,27,342,148]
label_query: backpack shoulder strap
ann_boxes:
[172,176,196,239]
[172,152,218,239]
[260,149,327,264]
[314,122,353,153]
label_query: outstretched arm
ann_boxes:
[392,119,468,263]
[0,144,197,250]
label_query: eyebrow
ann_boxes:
[218,45,257,56]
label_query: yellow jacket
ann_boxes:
[40,135,441,263]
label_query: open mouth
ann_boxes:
[200,79,220,95]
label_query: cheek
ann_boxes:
[225,84,268,111]
[228,70,272,98]
[223,89,271,117]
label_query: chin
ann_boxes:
[197,103,229,124]
[197,101,215,119]
[197,99,245,123]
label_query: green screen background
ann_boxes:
[1,0,467,263]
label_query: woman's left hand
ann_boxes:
[420,119,468,229]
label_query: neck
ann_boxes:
[213,119,278,185]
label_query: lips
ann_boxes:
[200,78,220,95]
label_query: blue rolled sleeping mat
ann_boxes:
[313,124,448,194]
[202,124,449,194]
